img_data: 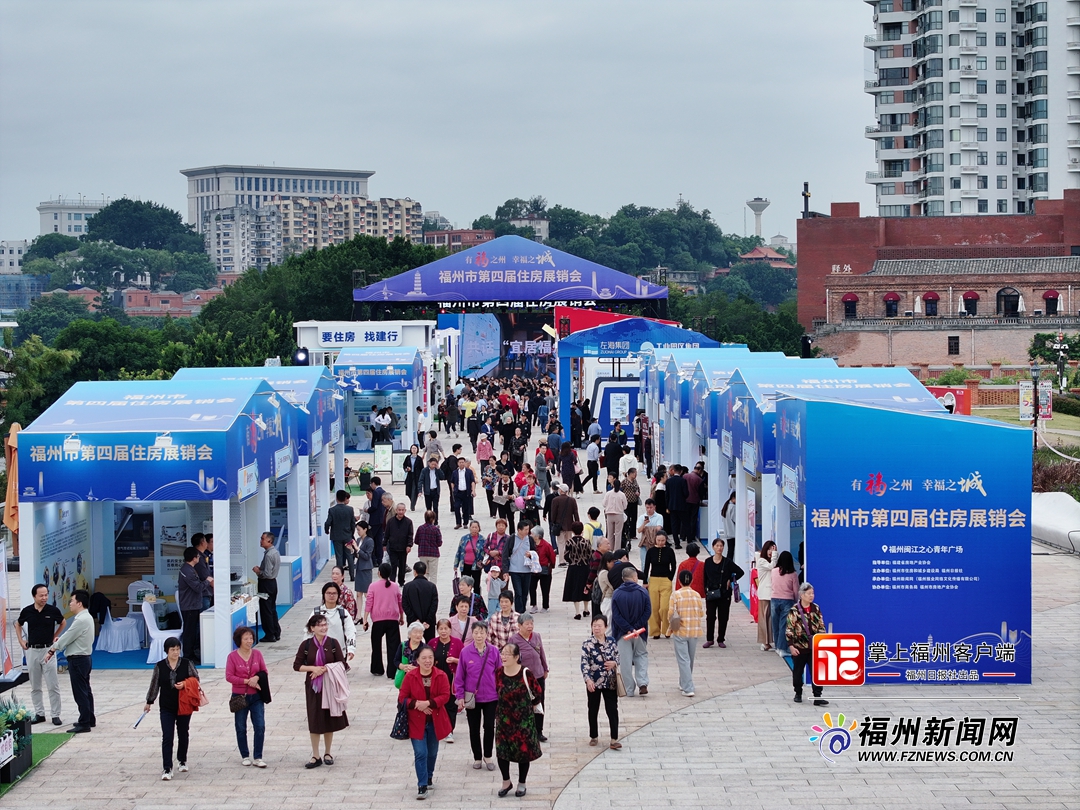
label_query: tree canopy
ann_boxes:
[24,232,80,262]
[85,198,204,253]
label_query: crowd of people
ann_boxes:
[13,374,825,798]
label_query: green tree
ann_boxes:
[169,251,218,292]
[85,198,204,253]
[53,318,167,380]
[0,335,80,426]
[14,293,91,345]
[471,214,496,230]
[708,261,796,309]
[24,233,80,262]
[494,198,530,221]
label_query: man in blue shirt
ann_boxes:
[611,566,651,696]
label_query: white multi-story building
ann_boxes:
[37,198,107,235]
[201,205,283,275]
[278,196,423,253]
[0,239,29,273]
[864,0,1080,217]
[200,196,423,275]
[179,165,375,233]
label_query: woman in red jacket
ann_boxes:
[529,529,557,613]
[398,646,451,800]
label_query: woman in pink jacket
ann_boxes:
[225,626,268,767]
[364,562,404,678]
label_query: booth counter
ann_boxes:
[19,379,297,668]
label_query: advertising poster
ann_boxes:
[746,487,757,550]
[35,502,92,611]
[156,502,188,576]
[610,393,630,424]
[308,470,318,574]
[780,398,1032,684]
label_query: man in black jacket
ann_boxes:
[603,435,623,486]
[441,445,461,527]
[665,465,689,549]
[401,561,439,641]
[421,458,444,516]
[324,490,357,577]
[384,502,415,586]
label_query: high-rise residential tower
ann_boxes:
[864,0,1079,217]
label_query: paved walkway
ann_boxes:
[3,437,1078,809]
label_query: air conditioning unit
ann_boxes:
[1034,309,1043,316]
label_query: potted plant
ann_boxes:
[0,696,33,783]
[357,462,374,491]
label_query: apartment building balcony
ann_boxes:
[960,67,978,77]
[1068,89,1080,100]
[960,165,979,174]
[1068,139,1080,148]
[959,21,978,32]
[1069,65,1080,75]
[866,124,907,137]
[959,93,978,102]
[958,118,980,127]
[960,188,979,197]
[959,44,978,55]
[1069,114,1080,123]
[960,141,978,150]
[959,0,976,6]
[1068,40,1080,51]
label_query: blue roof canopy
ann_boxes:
[559,318,720,359]
[354,235,668,304]
[172,366,342,457]
[19,379,294,502]
[724,366,944,474]
[332,348,424,391]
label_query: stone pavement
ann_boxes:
[3,435,1078,809]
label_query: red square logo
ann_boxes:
[812,633,865,686]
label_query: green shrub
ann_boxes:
[927,367,972,386]
[1051,394,1080,418]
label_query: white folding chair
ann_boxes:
[143,601,174,664]
[96,607,142,654]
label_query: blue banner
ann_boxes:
[354,234,668,304]
[332,348,423,392]
[778,398,1032,684]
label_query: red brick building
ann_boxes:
[122,287,223,317]
[737,245,795,270]
[796,189,1080,330]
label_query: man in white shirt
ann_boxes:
[416,406,427,450]
[45,590,96,733]
[637,498,665,570]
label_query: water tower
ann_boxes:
[746,197,770,237]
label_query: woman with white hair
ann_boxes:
[394,621,429,689]
[785,581,829,707]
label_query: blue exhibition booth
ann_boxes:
[556,318,719,444]
[172,366,345,585]
[18,379,302,667]
[332,347,425,454]
[776,396,1032,683]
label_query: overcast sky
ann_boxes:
[0,0,876,244]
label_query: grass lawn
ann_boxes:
[973,407,1080,438]
[0,732,71,796]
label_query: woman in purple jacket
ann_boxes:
[453,621,499,771]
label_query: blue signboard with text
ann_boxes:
[776,396,1032,684]
[19,379,293,502]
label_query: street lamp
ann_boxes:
[1030,363,1041,451]
[1049,332,1070,391]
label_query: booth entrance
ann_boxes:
[18,378,311,668]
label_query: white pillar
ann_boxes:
[406,389,416,448]
[706,437,722,543]
[334,439,344,494]
[679,406,692,464]
[315,451,331,574]
[775,482,792,556]
[212,499,232,670]
[733,463,746,563]
[289,457,310,582]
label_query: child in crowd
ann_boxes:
[485,565,508,617]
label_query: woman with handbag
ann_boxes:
[398,646,452,800]
[494,642,543,798]
[144,636,200,781]
[454,621,499,771]
[579,615,621,749]
[293,613,349,769]
[528,530,556,612]
[702,538,745,649]
[394,622,428,688]
[667,570,706,696]
[454,521,486,588]
[225,626,268,768]
[353,520,375,602]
